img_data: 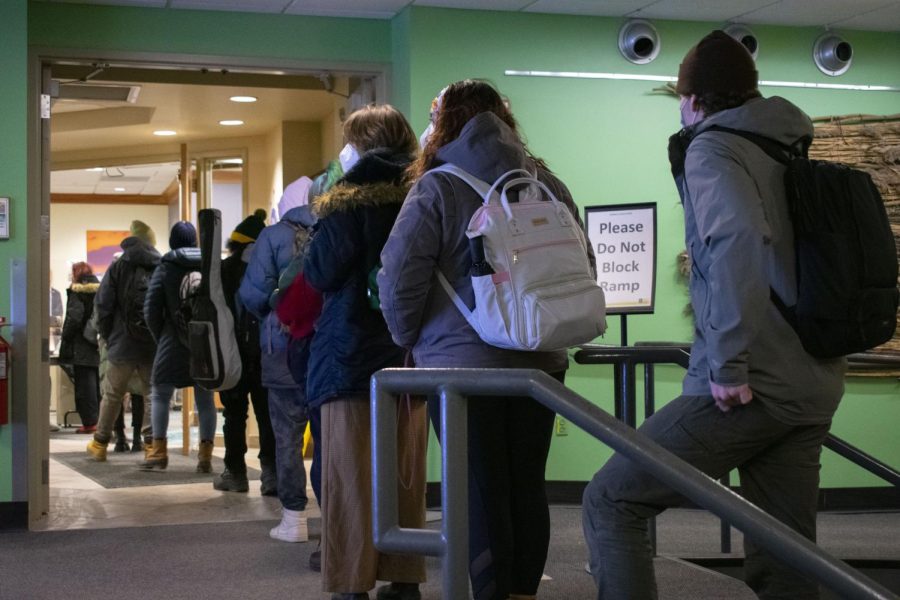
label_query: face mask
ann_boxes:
[419,122,435,149]
[680,96,704,128]
[338,143,360,174]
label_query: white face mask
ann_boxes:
[419,122,435,150]
[338,143,360,174]
[680,96,704,128]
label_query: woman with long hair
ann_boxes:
[59,261,101,433]
[303,104,427,600]
[379,80,593,600]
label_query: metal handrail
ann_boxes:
[371,368,896,600]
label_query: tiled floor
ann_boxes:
[39,411,319,532]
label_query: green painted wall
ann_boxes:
[0,0,28,504]
[1,3,896,506]
[28,2,391,64]
[396,7,900,488]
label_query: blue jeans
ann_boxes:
[268,387,309,511]
[151,383,216,441]
[582,395,829,600]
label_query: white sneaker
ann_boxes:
[269,508,308,543]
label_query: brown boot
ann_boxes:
[139,438,168,470]
[196,440,214,473]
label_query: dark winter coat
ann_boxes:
[379,112,588,373]
[95,236,161,364]
[223,242,261,382]
[58,276,100,367]
[239,205,317,390]
[303,148,411,408]
[144,247,202,387]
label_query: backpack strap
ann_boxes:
[702,125,809,164]
[429,164,495,203]
[435,271,481,332]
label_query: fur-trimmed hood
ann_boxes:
[71,282,100,294]
[313,147,413,219]
[313,181,409,219]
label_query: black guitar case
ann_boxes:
[189,208,242,391]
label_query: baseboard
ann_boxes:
[426,482,899,512]
[0,502,28,531]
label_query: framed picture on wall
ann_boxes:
[86,230,130,277]
[584,203,657,314]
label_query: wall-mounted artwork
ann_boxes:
[86,230,130,276]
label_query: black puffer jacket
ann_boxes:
[95,236,161,363]
[59,276,100,367]
[303,148,412,407]
[144,248,201,387]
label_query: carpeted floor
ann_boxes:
[1,508,897,599]
[53,451,260,489]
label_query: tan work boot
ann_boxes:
[139,438,168,470]
[86,438,108,462]
[196,439,214,473]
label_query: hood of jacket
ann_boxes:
[162,247,202,268]
[120,236,161,268]
[692,96,813,147]
[71,281,100,294]
[436,112,529,183]
[313,148,412,219]
[281,204,317,228]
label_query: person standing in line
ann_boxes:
[87,220,158,461]
[304,104,426,600]
[140,221,218,473]
[581,31,845,600]
[214,209,278,495]
[379,80,590,600]
[58,261,101,434]
[239,179,315,545]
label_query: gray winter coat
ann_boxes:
[680,96,844,425]
[95,236,160,364]
[378,112,591,372]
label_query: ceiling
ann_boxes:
[51,79,342,152]
[35,0,900,31]
[51,162,181,195]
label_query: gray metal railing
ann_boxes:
[371,368,896,600]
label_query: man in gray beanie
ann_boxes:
[582,31,845,599]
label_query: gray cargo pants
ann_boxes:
[582,394,830,600]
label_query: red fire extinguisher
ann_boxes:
[0,317,9,426]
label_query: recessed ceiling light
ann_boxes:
[114,187,126,192]
[86,167,104,172]
[153,130,177,136]
[219,120,244,126]
[229,96,257,103]
[219,158,244,165]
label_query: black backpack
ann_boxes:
[122,265,155,344]
[683,126,899,358]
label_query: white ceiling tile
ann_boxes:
[283,0,407,18]
[738,0,897,28]
[414,0,533,11]
[523,0,649,17]
[169,0,290,13]
[635,0,775,22]
[833,1,900,31]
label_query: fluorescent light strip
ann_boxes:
[504,70,900,92]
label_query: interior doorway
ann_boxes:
[31,53,385,530]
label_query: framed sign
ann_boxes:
[584,203,657,314]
